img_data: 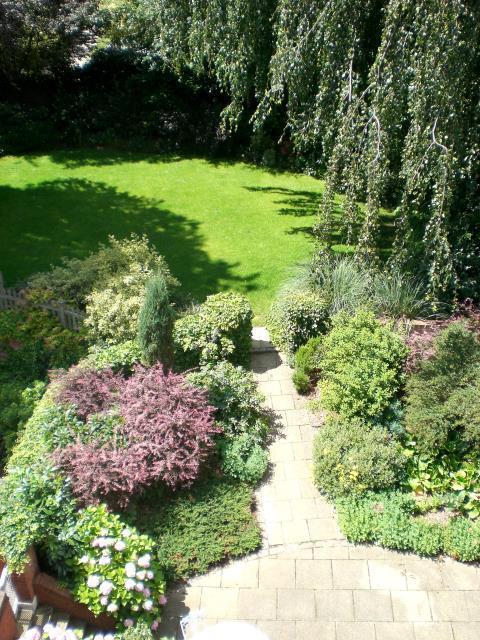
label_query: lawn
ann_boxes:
[0,149,326,323]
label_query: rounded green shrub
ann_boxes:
[173,292,253,369]
[267,290,329,357]
[319,310,408,420]
[85,340,143,375]
[219,434,269,484]
[313,417,404,497]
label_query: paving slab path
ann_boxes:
[159,332,480,640]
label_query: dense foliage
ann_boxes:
[317,310,407,420]
[336,492,480,562]
[267,290,329,357]
[313,416,404,498]
[55,365,219,507]
[173,292,253,369]
[188,361,269,484]
[136,477,261,582]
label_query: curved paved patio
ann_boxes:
[159,338,480,640]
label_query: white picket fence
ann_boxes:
[0,272,85,332]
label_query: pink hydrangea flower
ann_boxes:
[124,619,134,628]
[124,578,136,591]
[151,621,159,631]
[135,581,144,592]
[136,570,146,580]
[143,587,151,597]
[114,540,126,552]
[159,594,168,605]
[21,628,41,640]
[137,554,151,568]
[99,556,111,566]
[125,562,136,578]
[143,599,153,611]
[146,570,154,580]
[100,596,108,606]
[100,580,113,596]
[87,575,100,588]
[107,603,118,613]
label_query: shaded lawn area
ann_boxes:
[0,148,394,322]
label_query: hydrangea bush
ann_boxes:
[71,505,166,631]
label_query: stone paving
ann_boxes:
[159,338,480,640]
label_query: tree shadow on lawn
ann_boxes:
[0,178,260,299]
[22,147,186,169]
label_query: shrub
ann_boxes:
[219,435,269,484]
[444,517,480,562]
[0,307,87,384]
[138,477,261,581]
[0,465,78,573]
[313,417,404,498]
[186,361,267,441]
[54,367,122,420]
[173,292,253,369]
[67,504,166,628]
[405,322,480,454]
[0,380,46,463]
[137,273,175,367]
[85,340,143,375]
[267,290,330,357]
[27,234,177,309]
[309,254,371,315]
[55,365,219,507]
[292,336,323,394]
[318,310,408,420]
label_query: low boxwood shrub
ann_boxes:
[318,310,408,420]
[443,516,480,562]
[136,477,261,582]
[173,292,253,369]
[219,434,269,484]
[267,290,329,358]
[313,417,404,498]
[292,336,324,394]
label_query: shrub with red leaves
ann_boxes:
[53,364,220,507]
[54,366,122,420]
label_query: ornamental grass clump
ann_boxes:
[54,364,219,507]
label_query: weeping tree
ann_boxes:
[105,1,480,301]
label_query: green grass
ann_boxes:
[0,149,327,323]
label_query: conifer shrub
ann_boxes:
[405,322,480,454]
[292,336,324,394]
[137,273,175,367]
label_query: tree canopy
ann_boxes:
[110,0,480,301]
